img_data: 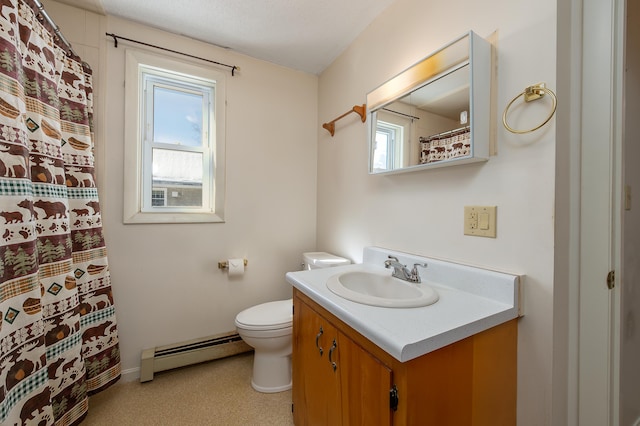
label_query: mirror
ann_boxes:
[367,31,491,175]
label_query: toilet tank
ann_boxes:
[302,252,351,270]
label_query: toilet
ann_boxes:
[235,252,350,393]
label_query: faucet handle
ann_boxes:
[410,263,428,283]
[384,255,400,268]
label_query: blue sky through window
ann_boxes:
[153,87,203,146]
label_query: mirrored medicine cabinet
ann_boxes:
[367,31,491,175]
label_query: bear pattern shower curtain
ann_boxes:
[0,1,120,424]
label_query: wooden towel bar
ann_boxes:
[322,104,366,136]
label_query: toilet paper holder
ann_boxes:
[218,259,248,269]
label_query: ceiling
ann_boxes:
[51,0,397,74]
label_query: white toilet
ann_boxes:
[235,252,350,393]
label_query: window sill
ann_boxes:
[123,211,225,224]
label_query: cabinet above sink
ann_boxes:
[366,31,492,175]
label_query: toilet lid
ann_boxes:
[303,252,351,268]
[235,299,293,331]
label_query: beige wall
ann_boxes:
[316,0,556,425]
[43,1,319,378]
[43,0,574,424]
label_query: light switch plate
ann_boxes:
[464,206,497,237]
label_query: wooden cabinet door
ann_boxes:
[337,332,393,426]
[293,299,342,425]
[293,291,517,425]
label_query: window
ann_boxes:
[143,72,209,212]
[123,50,226,223]
[151,188,167,207]
[373,121,404,172]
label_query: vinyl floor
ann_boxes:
[82,352,294,425]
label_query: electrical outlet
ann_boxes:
[469,211,478,229]
[464,206,497,238]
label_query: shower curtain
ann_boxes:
[0,1,120,424]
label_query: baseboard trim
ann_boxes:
[120,367,140,383]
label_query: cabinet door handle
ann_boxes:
[315,326,324,356]
[328,339,337,372]
[390,385,399,411]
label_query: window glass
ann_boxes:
[152,148,203,183]
[151,148,203,208]
[141,71,212,213]
[152,86,203,147]
[373,121,404,172]
[374,129,391,171]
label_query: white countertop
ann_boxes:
[286,247,522,362]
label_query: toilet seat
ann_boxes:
[235,299,292,331]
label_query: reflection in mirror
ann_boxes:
[367,31,491,175]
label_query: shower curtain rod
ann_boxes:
[105,33,240,76]
[33,0,77,57]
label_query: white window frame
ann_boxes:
[141,72,211,213]
[123,49,226,223]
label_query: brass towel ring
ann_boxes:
[503,83,557,134]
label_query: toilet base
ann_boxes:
[250,352,292,393]
[251,379,291,393]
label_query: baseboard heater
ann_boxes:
[140,331,252,382]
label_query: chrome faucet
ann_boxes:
[384,255,428,283]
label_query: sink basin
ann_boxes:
[326,271,439,308]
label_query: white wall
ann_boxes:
[43,2,319,378]
[316,0,556,425]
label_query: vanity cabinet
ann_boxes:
[292,288,517,425]
[293,294,393,425]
